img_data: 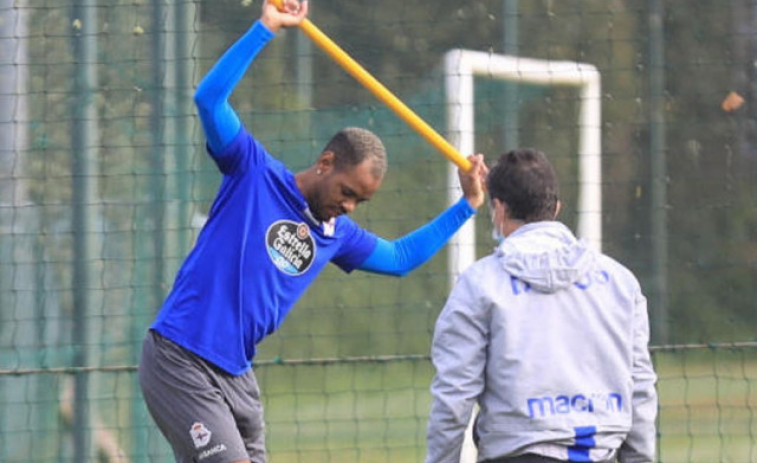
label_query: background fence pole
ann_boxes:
[71,0,101,459]
[649,0,669,345]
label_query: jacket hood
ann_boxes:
[495,221,595,293]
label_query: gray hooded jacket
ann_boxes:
[426,222,657,463]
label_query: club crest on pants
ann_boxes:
[190,422,212,448]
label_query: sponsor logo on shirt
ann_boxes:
[266,220,316,275]
[510,270,611,295]
[190,422,212,448]
[527,392,623,418]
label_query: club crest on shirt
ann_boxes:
[266,220,316,275]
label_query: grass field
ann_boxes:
[653,348,757,462]
[251,348,757,463]
[259,360,433,463]
[3,347,755,462]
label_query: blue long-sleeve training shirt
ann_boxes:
[151,20,477,375]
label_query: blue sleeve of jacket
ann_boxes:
[357,197,476,276]
[194,20,274,154]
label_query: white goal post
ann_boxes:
[442,49,602,463]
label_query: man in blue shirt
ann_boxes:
[138,1,488,462]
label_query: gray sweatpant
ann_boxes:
[138,330,266,463]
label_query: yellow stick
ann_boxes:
[269,1,472,171]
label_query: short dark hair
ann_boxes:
[486,148,559,222]
[323,127,387,179]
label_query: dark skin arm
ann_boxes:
[260,0,308,33]
[459,154,488,209]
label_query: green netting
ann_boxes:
[2,0,757,461]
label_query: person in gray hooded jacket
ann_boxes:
[426,149,657,463]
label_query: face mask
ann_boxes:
[490,205,504,244]
[491,225,504,244]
